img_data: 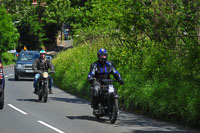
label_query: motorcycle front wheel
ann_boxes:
[42,84,48,103]
[109,99,119,124]
[0,92,4,109]
[38,94,42,101]
[93,103,102,119]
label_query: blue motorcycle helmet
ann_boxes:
[97,48,108,64]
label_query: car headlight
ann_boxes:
[16,64,23,68]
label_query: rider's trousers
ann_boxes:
[91,81,101,109]
[33,73,53,89]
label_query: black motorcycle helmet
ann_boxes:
[97,48,108,64]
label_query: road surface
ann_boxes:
[0,66,198,133]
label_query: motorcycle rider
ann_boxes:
[32,50,54,94]
[87,48,124,113]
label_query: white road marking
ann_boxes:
[8,104,28,115]
[37,120,65,133]
[8,74,13,76]
[5,74,13,78]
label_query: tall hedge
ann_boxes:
[52,37,200,128]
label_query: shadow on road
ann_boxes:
[8,78,33,82]
[66,112,198,132]
[66,115,106,123]
[17,98,38,103]
[115,111,198,133]
[65,112,199,133]
[50,97,89,104]
[124,130,191,133]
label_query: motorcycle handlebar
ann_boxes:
[90,78,116,83]
[34,70,55,74]
[34,70,42,74]
[101,79,116,83]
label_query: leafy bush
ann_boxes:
[52,37,200,128]
[1,52,15,65]
[0,5,19,53]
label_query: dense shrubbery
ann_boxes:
[0,5,18,65]
[1,0,199,128]
[1,52,16,66]
[0,5,19,54]
[62,1,200,128]
[52,1,200,128]
[53,37,200,127]
[1,0,70,50]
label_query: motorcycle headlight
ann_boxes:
[108,85,114,93]
[43,72,48,78]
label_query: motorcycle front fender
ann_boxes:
[114,94,119,99]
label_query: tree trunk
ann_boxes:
[198,9,200,45]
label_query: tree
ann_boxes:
[41,0,70,49]
[0,5,19,54]
[1,0,71,50]
[1,0,44,50]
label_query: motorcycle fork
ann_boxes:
[108,93,115,113]
[98,94,104,114]
[43,78,48,93]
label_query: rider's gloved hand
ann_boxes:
[118,79,124,85]
[34,70,41,74]
[88,78,95,84]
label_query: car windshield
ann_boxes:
[18,53,39,61]
[46,56,52,60]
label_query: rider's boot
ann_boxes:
[93,108,100,115]
[33,88,38,94]
[33,80,39,94]
[92,97,99,115]
[49,88,53,94]
[91,96,98,108]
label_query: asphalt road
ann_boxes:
[0,67,198,133]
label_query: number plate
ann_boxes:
[109,85,114,93]
[26,70,33,73]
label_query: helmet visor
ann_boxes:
[100,55,107,59]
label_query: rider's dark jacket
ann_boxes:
[88,60,122,83]
[32,58,54,72]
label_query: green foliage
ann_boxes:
[68,0,128,43]
[1,0,46,50]
[17,7,46,50]
[1,0,70,50]
[0,5,19,53]
[67,2,200,128]
[1,0,200,128]
[40,0,70,48]
[53,36,200,128]
[52,44,97,99]
[43,0,70,25]
[1,52,15,65]
[69,0,199,47]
